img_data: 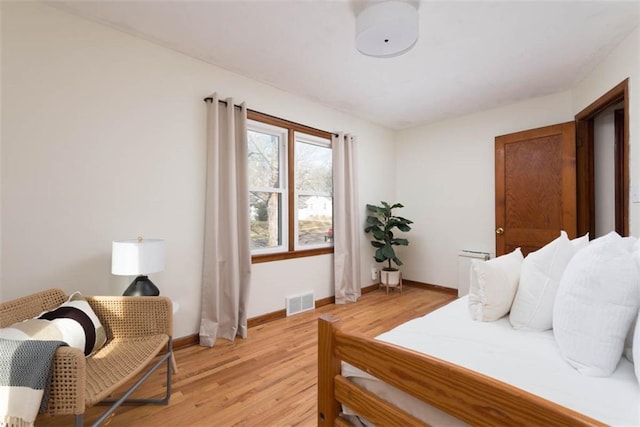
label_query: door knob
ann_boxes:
[496,227,504,235]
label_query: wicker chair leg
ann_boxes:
[93,341,173,426]
[165,345,173,403]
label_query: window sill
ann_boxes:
[252,247,334,264]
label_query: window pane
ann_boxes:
[250,191,282,250]
[295,140,332,193]
[248,130,281,189]
[297,195,333,246]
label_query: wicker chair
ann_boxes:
[0,288,173,427]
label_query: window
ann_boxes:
[295,133,332,249]
[248,111,333,261]
[248,122,287,254]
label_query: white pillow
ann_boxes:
[553,232,640,376]
[571,232,589,251]
[626,313,637,363]
[510,231,575,331]
[634,312,640,382]
[468,247,523,322]
[628,238,640,363]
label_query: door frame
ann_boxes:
[575,78,629,237]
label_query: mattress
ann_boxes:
[342,296,640,426]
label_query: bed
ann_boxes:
[317,295,639,426]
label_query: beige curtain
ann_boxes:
[333,133,361,304]
[199,94,251,347]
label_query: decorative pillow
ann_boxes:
[626,313,637,363]
[628,238,640,363]
[509,231,575,331]
[571,232,589,251]
[553,232,640,376]
[634,312,640,382]
[468,247,523,322]
[0,292,107,356]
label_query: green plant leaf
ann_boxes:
[366,216,382,226]
[394,216,413,224]
[374,248,386,263]
[381,244,395,259]
[386,218,401,227]
[372,229,386,240]
[392,238,409,246]
[397,223,412,232]
[364,224,382,234]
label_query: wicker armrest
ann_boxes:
[87,296,173,338]
[46,346,86,416]
[0,288,67,327]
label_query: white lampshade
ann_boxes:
[112,238,165,276]
[356,1,419,58]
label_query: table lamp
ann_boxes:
[112,237,165,296]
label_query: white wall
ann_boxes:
[396,92,575,289]
[0,2,395,337]
[395,25,639,290]
[593,104,619,237]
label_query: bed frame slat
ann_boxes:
[335,375,428,426]
[318,316,605,427]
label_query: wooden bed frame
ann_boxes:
[317,314,605,427]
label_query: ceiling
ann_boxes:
[51,1,640,130]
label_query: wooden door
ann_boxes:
[495,122,576,256]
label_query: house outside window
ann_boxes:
[248,111,333,262]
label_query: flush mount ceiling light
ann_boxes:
[356,1,419,58]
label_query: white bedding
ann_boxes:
[342,296,640,426]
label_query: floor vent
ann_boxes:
[285,291,315,316]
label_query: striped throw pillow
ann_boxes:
[0,292,107,356]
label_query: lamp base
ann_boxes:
[122,275,160,296]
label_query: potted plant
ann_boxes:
[364,201,413,286]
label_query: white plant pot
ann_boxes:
[380,270,401,286]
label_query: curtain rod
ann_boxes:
[203,96,339,138]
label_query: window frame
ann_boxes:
[247,120,289,256]
[293,131,333,251]
[248,110,334,264]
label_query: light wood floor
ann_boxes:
[36,286,455,426]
